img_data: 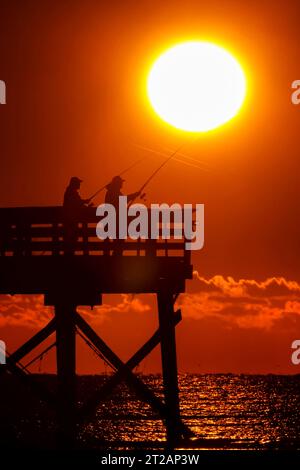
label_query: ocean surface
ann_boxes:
[1,374,300,450]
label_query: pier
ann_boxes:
[0,205,193,446]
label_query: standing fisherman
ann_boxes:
[105,175,141,206]
[105,176,141,255]
[63,177,92,254]
[64,176,92,210]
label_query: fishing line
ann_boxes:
[173,156,209,171]
[129,135,202,206]
[76,327,116,371]
[134,143,193,162]
[162,146,212,169]
[24,342,56,369]
[134,144,210,171]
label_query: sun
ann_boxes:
[147,41,247,132]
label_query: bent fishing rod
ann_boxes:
[90,136,200,205]
[89,156,146,202]
[128,143,186,207]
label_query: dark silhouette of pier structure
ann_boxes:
[0,206,193,446]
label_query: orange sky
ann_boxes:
[1,0,300,374]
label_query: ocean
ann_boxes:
[1,373,300,450]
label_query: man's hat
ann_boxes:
[70,176,82,185]
[106,175,125,190]
[111,175,125,184]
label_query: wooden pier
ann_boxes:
[0,206,193,446]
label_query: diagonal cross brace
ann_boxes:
[75,311,192,437]
[0,318,57,406]
[0,318,56,377]
[79,309,182,419]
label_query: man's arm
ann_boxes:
[76,192,92,206]
[127,191,141,202]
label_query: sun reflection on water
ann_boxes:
[78,374,300,450]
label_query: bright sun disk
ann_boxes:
[147,41,247,132]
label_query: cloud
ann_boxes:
[1,274,300,331]
[0,293,150,329]
[176,273,300,330]
[0,294,52,328]
[77,294,151,325]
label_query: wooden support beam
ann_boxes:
[126,310,182,370]
[0,317,57,408]
[75,313,169,419]
[78,309,182,419]
[55,302,76,448]
[157,290,182,445]
[75,311,192,438]
[0,318,56,376]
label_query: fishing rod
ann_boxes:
[89,155,146,202]
[128,143,186,207]
[130,132,207,206]
[90,136,201,205]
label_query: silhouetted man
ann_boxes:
[105,175,141,255]
[64,176,91,212]
[63,176,91,254]
[105,175,140,206]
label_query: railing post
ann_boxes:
[82,222,89,256]
[52,222,59,256]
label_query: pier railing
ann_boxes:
[0,206,192,262]
[0,206,193,297]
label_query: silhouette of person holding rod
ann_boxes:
[105,175,141,255]
[63,177,92,255]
